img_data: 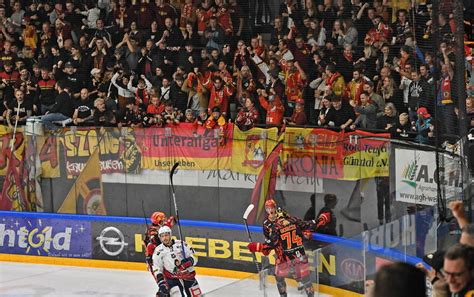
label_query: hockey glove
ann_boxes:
[157,279,169,296]
[176,257,194,272]
[247,242,263,253]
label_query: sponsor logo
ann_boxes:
[401,159,419,188]
[341,258,365,281]
[0,217,90,258]
[96,226,128,256]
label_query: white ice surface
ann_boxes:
[0,262,328,297]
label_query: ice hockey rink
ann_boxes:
[0,261,326,296]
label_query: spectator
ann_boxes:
[377,102,398,132]
[350,91,378,129]
[202,75,233,115]
[204,17,225,52]
[236,95,259,131]
[41,80,74,130]
[380,75,404,114]
[393,112,413,139]
[448,201,474,246]
[325,96,355,130]
[119,97,144,128]
[6,89,32,127]
[93,97,116,127]
[182,73,207,117]
[72,88,94,126]
[317,97,333,126]
[364,80,384,117]
[128,74,152,107]
[442,244,474,296]
[258,88,284,126]
[371,262,426,297]
[414,107,432,144]
[285,98,307,126]
[161,100,182,126]
[338,18,358,48]
[344,69,365,104]
[324,63,345,97]
[37,68,56,114]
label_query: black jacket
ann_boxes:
[50,91,74,117]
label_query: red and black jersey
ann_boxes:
[143,216,175,262]
[262,211,317,262]
[38,78,57,106]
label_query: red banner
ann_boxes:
[139,123,234,170]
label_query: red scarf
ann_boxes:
[326,72,341,87]
[136,88,150,105]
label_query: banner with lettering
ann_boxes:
[58,128,133,178]
[0,126,25,176]
[36,135,60,178]
[282,128,345,179]
[230,126,279,175]
[139,123,233,170]
[342,130,390,180]
[282,128,390,180]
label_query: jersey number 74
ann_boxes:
[280,230,303,250]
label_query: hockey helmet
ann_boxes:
[158,226,172,237]
[265,199,276,209]
[151,211,166,225]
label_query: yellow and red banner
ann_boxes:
[139,123,234,170]
[282,128,389,180]
[0,126,389,181]
[230,126,279,175]
[0,126,25,176]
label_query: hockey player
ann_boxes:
[144,212,175,275]
[153,226,201,297]
[247,199,318,297]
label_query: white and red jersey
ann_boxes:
[152,239,197,280]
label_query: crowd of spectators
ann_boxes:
[0,0,472,144]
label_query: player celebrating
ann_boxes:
[152,226,201,297]
[144,212,175,274]
[247,199,318,297]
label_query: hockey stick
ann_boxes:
[170,162,186,258]
[243,204,260,273]
[142,200,158,282]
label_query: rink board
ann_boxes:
[0,211,425,296]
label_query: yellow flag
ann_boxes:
[230,126,279,175]
[59,146,106,215]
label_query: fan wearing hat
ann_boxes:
[62,61,81,95]
[414,107,432,144]
[284,98,307,126]
[416,250,450,296]
[205,106,226,130]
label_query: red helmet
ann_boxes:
[151,212,166,225]
[265,199,276,209]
